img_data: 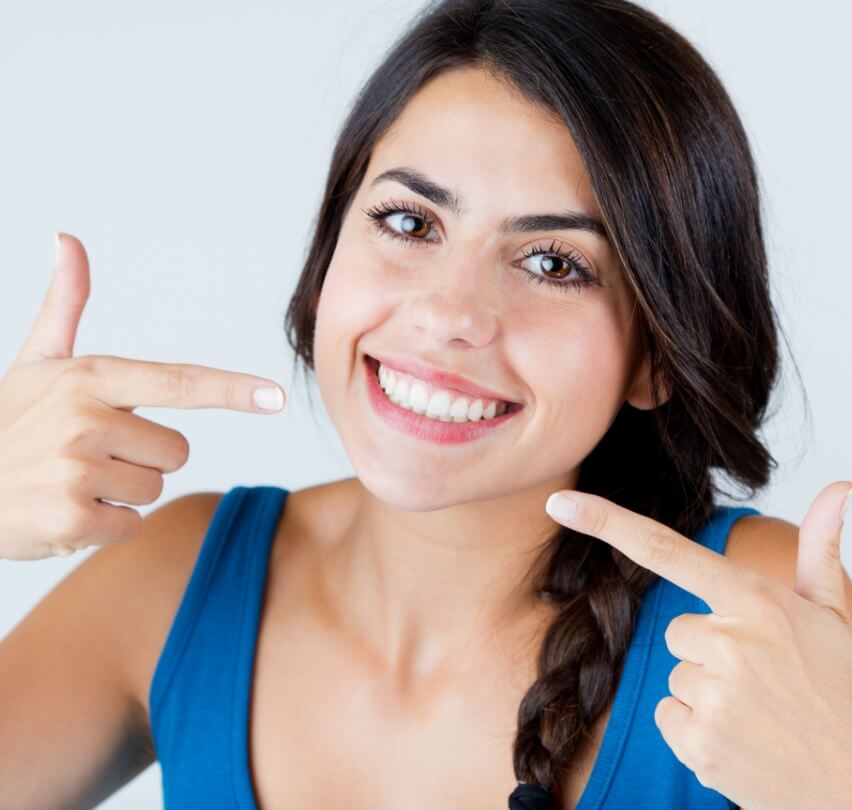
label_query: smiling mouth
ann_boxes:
[364,354,524,419]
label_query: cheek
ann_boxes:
[520,302,634,419]
[519,311,633,475]
[312,240,391,405]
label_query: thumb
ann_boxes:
[794,480,852,618]
[12,232,91,367]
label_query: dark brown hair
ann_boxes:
[283,0,798,800]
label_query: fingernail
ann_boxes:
[51,545,75,557]
[546,492,577,523]
[253,386,284,411]
[842,488,852,525]
[55,232,62,263]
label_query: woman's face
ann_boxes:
[313,66,650,511]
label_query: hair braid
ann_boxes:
[513,524,658,791]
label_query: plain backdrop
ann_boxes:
[1,1,849,807]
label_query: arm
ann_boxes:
[0,492,221,809]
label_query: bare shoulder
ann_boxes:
[107,492,227,722]
[69,491,227,748]
[725,513,852,615]
[724,514,800,589]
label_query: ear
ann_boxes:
[625,350,671,411]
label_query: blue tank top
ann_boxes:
[148,484,760,809]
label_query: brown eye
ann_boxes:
[363,201,439,244]
[516,241,599,294]
[537,255,571,279]
[385,211,432,239]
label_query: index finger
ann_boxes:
[63,355,286,413]
[547,492,762,615]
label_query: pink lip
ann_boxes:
[362,355,523,445]
[367,352,521,405]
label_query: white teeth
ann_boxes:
[391,378,409,407]
[425,390,453,420]
[449,396,470,423]
[408,381,429,414]
[376,362,510,423]
[467,398,483,420]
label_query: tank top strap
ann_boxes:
[148,484,288,809]
[695,504,761,554]
[576,504,761,810]
[663,504,763,617]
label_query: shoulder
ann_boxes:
[724,512,852,616]
[0,490,228,774]
[724,513,800,589]
[78,491,227,737]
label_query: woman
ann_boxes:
[0,0,850,808]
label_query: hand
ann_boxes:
[544,483,852,810]
[0,232,287,561]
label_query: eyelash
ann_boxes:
[361,200,599,294]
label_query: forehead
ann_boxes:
[367,66,598,215]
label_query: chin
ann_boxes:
[354,464,477,512]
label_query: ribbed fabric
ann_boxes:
[149,484,760,809]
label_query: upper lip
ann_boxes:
[367,353,522,405]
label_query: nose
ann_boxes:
[403,253,500,349]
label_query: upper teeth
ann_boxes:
[377,363,509,422]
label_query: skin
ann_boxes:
[311,64,658,682]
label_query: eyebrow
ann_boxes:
[369,167,608,240]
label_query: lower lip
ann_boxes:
[362,355,523,445]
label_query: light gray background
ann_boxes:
[1,1,849,807]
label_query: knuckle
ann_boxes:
[667,663,681,695]
[708,632,760,693]
[684,731,721,784]
[147,473,165,503]
[57,456,93,491]
[653,695,671,730]
[823,536,843,565]
[54,363,91,393]
[708,625,744,669]
[220,379,240,410]
[66,355,102,382]
[586,501,610,537]
[157,366,192,399]
[119,506,144,542]
[639,527,678,567]
[701,681,733,719]
[664,615,684,649]
[72,355,99,373]
[60,410,100,452]
[62,500,96,543]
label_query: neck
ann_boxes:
[317,472,577,683]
